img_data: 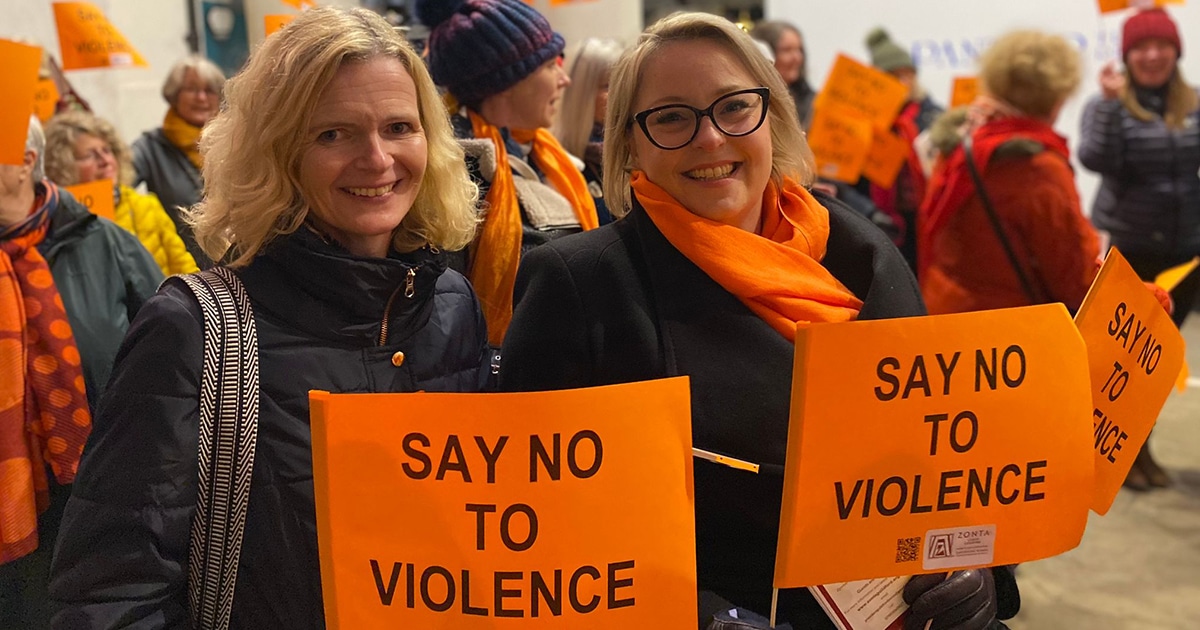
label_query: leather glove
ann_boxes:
[707,607,793,630]
[903,569,997,630]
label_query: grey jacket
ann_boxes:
[1078,92,1200,257]
[131,128,210,267]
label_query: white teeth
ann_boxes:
[685,164,735,181]
[346,184,393,197]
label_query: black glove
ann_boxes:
[903,569,997,630]
[707,607,794,630]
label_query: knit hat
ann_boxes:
[416,0,565,106]
[1122,9,1182,59]
[866,28,914,73]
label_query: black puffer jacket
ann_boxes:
[48,229,490,629]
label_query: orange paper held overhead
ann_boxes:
[1074,248,1184,514]
[0,40,42,166]
[309,378,698,629]
[807,105,874,183]
[816,54,909,130]
[53,2,148,70]
[64,179,115,221]
[775,305,1094,588]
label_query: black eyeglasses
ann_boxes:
[632,87,770,151]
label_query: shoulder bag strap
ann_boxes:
[961,134,1043,304]
[179,267,260,630]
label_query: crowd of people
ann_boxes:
[0,1,1195,628]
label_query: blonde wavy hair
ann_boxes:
[42,110,135,187]
[978,30,1081,119]
[603,11,814,217]
[191,6,479,267]
[552,38,625,158]
[1122,69,1198,131]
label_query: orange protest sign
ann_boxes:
[1098,0,1184,13]
[862,128,910,189]
[1154,256,1199,292]
[1074,248,1184,514]
[807,105,873,183]
[53,2,148,70]
[264,15,296,37]
[949,76,979,109]
[310,379,698,629]
[33,79,61,123]
[816,54,909,130]
[0,40,42,166]
[774,305,1094,588]
[280,0,317,9]
[64,179,115,220]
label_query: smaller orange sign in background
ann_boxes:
[33,79,62,123]
[53,2,148,70]
[816,54,909,131]
[862,128,910,190]
[775,305,1095,588]
[0,40,42,166]
[1074,248,1184,514]
[64,179,115,221]
[310,378,699,629]
[1098,0,1184,14]
[264,15,296,37]
[807,106,874,183]
[950,77,980,109]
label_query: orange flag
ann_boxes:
[53,2,148,70]
[309,378,699,629]
[0,40,42,166]
[775,305,1094,588]
[1074,248,1184,514]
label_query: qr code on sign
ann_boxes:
[895,537,921,563]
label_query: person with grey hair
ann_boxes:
[0,116,161,629]
[131,54,225,267]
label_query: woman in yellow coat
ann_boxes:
[43,111,199,275]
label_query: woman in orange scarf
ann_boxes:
[416,0,600,345]
[499,13,1011,630]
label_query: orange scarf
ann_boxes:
[162,108,204,170]
[632,172,862,341]
[0,183,92,564]
[467,110,599,345]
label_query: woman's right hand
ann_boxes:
[1099,61,1126,100]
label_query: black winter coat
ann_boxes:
[49,229,491,629]
[499,193,927,629]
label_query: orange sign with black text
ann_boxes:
[53,2,148,70]
[0,40,42,166]
[774,306,1094,588]
[64,179,114,221]
[33,79,61,123]
[807,106,874,183]
[309,379,698,629]
[949,77,979,109]
[816,54,909,131]
[1074,248,1184,514]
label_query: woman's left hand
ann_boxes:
[903,569,997,630]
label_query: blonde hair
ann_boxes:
[603,12,814,217]
[162,54,226,105]
[553,38,624,158]
[191,6,479,267]
[978,30,1081,119]
[1121,69,1198,130]
[42,110,135,187]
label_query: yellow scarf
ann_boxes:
[633,171,862,341]
[161,108,203,171]
[468,110,599,345]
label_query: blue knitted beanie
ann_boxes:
[416,0,565,107]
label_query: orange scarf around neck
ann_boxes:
[0,183,92,564]
[162,108,204,171]
[468,110,599,345]
[632,172,862,341]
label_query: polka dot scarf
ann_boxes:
[0,183,91,563]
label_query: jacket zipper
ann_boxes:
[378,266,418,346]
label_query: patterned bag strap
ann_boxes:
[179,267,260,630]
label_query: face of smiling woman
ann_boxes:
[300,56,428,258]
[630,39,773,233]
